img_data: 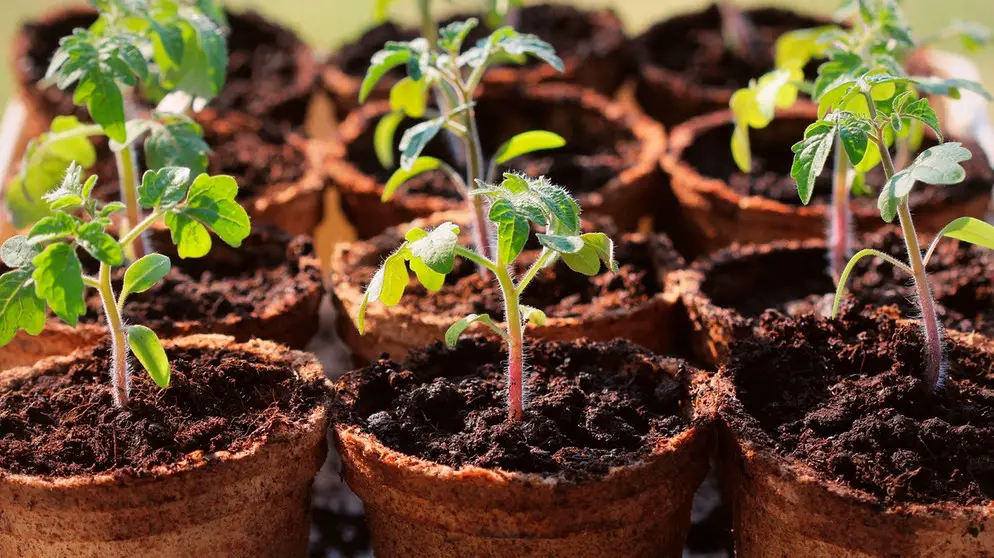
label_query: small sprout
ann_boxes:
[356,173,616,421]
[360,19,566,268]
[372,0,523,48]
[0,161,250,408]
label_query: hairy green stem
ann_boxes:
[115,146,144,261]
[417,0,438,49]
[99,262,130,408]
[829,134,853,284]
[495,265,524,421]
[117,210,162,250]
[515,250,556,296]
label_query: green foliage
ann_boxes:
[933,217,994,251]
[161,173,251,258]
[127,325,171,388]
[878,142,972,221]
[445,313,508,347]
[144,114,211,175]
[122,253,171,300]
[493,131,566,166]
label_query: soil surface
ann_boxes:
[681,117,993,208]
[333,337,691,481]
[639,6,822,89]
[350,232,682,321]
[0,343,327,477]
[702,228,994,338]
[726,309,994,507]
[78,226,321,334]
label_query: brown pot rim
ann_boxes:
[327,82,666,214]
[714,321,994,521]
[0,333,332,490]
[330,209,680,337]
[333,339,715,495]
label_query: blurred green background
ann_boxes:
[0,0,991,105]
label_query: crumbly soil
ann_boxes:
[726,309,994,507]
[702,228,994,338]
[0,343,327,477]
[78,226,321,334]
[332,337,691,481]
[681,117,993,208]
[639,6,822,89]
[350,232,682,321]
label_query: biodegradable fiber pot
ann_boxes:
[327,83,667,239]
[331,337,714,557]
[0,335,331,556]
[0,226,323,370]
[714,310,994,556]
[633,6,826,127]
[13,7,317,133]
[662,106,994,255]
[321,3,629,121]
[330,210,689,366]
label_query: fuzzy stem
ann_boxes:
[99,262,130,408]
[495,265,524,421]
[417,0,438,50]
[829,133,853,284]
[115,146,145,261]
[871,125,945,390]
[117,210,162,251]
[515,250,557,296]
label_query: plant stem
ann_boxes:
[417,0,438,50]
[515,250,556,296]
[117,210,162,250]
[495,265,524,421]
[98,262,130,408]
[829,133,853,283]
[115,146,145,261]
[872,128,945,390]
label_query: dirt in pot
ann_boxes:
[0,343,327,477]
[639,6,821,89]
[681,117,993,209]
[727,309,994,507]
[334,337,692,481]
[78,226,321,334]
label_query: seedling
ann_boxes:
[373,0,523,47]
[0,162,250,407]
[359,18,566,269]
[356,173,616,421]
[728,0,991,282]
[6,0,227,262]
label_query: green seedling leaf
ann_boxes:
[439,18,479,52]
[947,20,991,51]
[445,313,508,348]
[31,243,86,327]
[166,174,250,257]
[27,213,76,245]
[913,76,992,101]
[580,233,618,272]
[838,119,870,165]
[490,200,530,265]
[0,236,42,268]
[77,221,124,266]
[560,245,600,276]
[535,233,584,254]
[409,222,461,274]
[521,305,547,327]
[731,122,752,172]
[139,167,192,208]
[122,253,171,299]
[97,202,127,219]
[775,25,839,68]
[356,248,409,334]
[390,77,428,118]
[493,131,566,165]
[0,270,46,345]
[899,97,942,140]
[145,116,210,175]
[382,157,442,201]
[375,111,405,168]
[791,122,835,204]
[489,29,565,72]
[127,325,170,388]
[558,233,617,276]
[170,9,227,103]
[399,118,444,170]
[936,217,994,251]
[109,118,155,152]
[878,142,973,221]
[360,46,411,102]
[164,212,211,258]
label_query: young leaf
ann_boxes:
[399,118,444,170]
[409,222,461,274]
[838,120,869,166]
[898,97,942,140]
[164,212,212,258]
[489,200,529,265]
[560,245,600,276]
[356,248,410,334]
[493,131,566,165]
[122,253,171,299]
[27,213,77,245]
[145,116,210,175]
[878,142,973,221]
[375,111,405,168]
[77,222,124,266]
[775,26,838,68]
[0,270,47,345]
[127,325,171,388]
[936,217,994,250]
[170,10,228,103]
[914,76,993,101]
[536,233,584,254]
[445,313,508,348]
[172,174,251,251]
[139,167,191,208]
[791,123,836,204]
[31,243,86,327]
[731,122,752,172]
[382,157,442,201]
[579,233,618,272]
[521,305,547,327]
[490,29,565,72]
[439,19,479,52]
[0,236,42,269]
[360,46,411,103]
[389,77,428,118]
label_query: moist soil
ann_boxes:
[0,343,327,477]
[703,228,994,338]
[681,117,993,208]
[639,6,822,89]
[726,309,994,507]
[20,10,310,124]
[351,233,683,322]
[78,226,320,334]
[332,337,691,481]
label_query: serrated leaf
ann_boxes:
[77,221,124,266]
[878,142,973,221]
[375,111,405,169]
[0,236,42,269]
[27,213,76,244]
[409,222,460,274]
[360,47,410,103]
[31,243,86,327]
[399,118,444,170]
[445,313,507,348]
[122,253,171,299]
[899,97,942,140]
[439,19,479,52]
[139,167,191,208]
[0,270,46,345]
[145,116,210,174]
[382,157,442,201]
[491,29,564,72]
[536,233,584,254]
[493,131,566,165]
[791,123,835,204]
[128,325,171,388]
[175,174,251,250]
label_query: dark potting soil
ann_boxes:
[78,226,321,331]
[681,117,993,208]
[0,344,327,477]
[727,309,994,507]
[639,6,822,89]
[702,228,994,338]
[351,232,682,321]
[333,337,692,481]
